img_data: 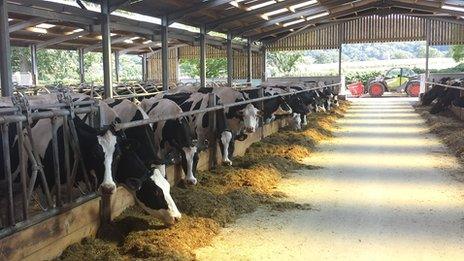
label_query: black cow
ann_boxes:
[140,98,198,185]
[162,92,234,166]
[430,80,463,114]
[1,96,181,226]
[421,77,450,106]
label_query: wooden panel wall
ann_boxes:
[268,15,464,51]
[147,48,178,83]
[232,50,263,79]
[269,23,340,51]
[148,45,263,80]
[430,19,464,45]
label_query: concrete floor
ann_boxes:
[195,98,464,260]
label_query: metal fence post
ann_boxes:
[208,93,217,168]
[2,123,15,226]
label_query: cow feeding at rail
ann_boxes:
[56,99,350,260]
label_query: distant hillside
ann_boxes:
[304,42,451,64]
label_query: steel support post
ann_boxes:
[30,44,38,86]
[114,51,120,83]
[101,0,113,98]
[261,46,267,83]
[78,48,85,84]
[200,25,207,88]
[142,53,148,82]
[227,33,233,87]
[161,15,169,90]
[247,38,252,85]
[0,0,12,96]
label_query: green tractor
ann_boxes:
[367,67,421,97]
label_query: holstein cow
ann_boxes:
[239,87,292,125]
[103,98,182,223]
[140,98,198,185]
[157,92,234,166]
[256,86,307,130]
[430,79,464,114]
[421,77,450,106]
[2,94,180,225]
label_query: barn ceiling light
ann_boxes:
[229,0,245,8]
[442,4,464,13]
[27,27,48,34]
[247,1,276,11]
[261,7,288,19]
[288,0,318,12]
[283,18,305,27]
[306,11,330,21]
[65,28,84,35]
[36,23,56,29]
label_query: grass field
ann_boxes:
[275,57,459,77]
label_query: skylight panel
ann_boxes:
[442,4,464,13]
[36,23,56,29]
[283,18,305,27]
[248,0,276,11]
[261,8,287,19]
[306,11,329,21]
[288,0,318,12]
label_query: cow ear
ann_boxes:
[125,177,143,191]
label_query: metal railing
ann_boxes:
[0,81,339,239]
[0,93,99,239]
[425,81,464,92]
[115,83,341,131]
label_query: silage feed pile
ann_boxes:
[416,106,464,160]
[58,101,350,261]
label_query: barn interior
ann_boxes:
[1,0,464,260]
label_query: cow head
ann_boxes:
[74,117,122,194]
[166,117,198,185]
[117,142,181,226]
[290,113,302,131]
[237,103,261,133]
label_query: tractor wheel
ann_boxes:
[406,82,420,97]
[368,83,385,97]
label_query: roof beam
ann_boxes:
[168,0,231,23]
[206,0,309,29]
[391,0,464,16]
[76,0,88,10]
[249,0,379,40]
[83,36,133,53]
[36,30,90,49]
[7,2,95,25]
[110,0,131,13]
[10,0,99,20]
[119,42,160,55]
[231,5,327,36]
[9,17,48,33]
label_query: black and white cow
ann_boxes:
[430,79,463,114]
[1,94,181,225]
[421,77,450,106]
[140,98,198,185]
[158,92,234,166]
[102,98,182,224]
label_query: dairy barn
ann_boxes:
[0,0,464,260]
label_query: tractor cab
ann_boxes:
[367,67,420,97]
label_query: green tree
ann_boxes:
[268,51,303,75]
[179,58,227,79]
[451,45,464,62]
